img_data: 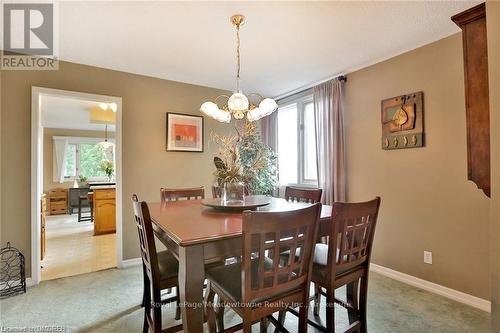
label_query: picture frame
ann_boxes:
[166,112,204,152]
[381,91,424,150]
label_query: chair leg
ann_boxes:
[216,298,225,332]
[143,282,151,333]
[141,265,148,307]
[347,280,359,326]
[274,311,286,333]
[152,289,163,333]
[359,276,369,333]
[175,295,181,321]
[243,322,253,333]
[205,282,217,333]
[142,276,151,333]
[260,317,268,333]
[298,303,308,333]
[326,289,335,333]
[313,283,321,317]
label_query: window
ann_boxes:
[277,95,317,186]
[63,140,114,180]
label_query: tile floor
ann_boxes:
[41,214,116,281]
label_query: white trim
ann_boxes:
[119,257,142,268]
[370,263,491,313]
[53,136,116,145]
[31,87,123,285]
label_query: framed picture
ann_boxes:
[166,112,204,152]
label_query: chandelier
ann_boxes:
[200,14,277,123]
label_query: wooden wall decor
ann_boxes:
[381,91,424,150]
[452,3,491,197]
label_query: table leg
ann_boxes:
[178,244,205,333]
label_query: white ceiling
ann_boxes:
[41,95,116,132]
[58,1,478,97]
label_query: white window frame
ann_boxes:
[278,94,318,188]
[56,136,116,182]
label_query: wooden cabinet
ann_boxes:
[452,3,491,197]
[48,188,68,215]
[41,195,47,260]
[93,188,116,235]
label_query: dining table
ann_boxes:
[148,195,333,333]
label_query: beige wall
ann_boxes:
[345,33,490,299]
[487,1,500,328]
[1,61,230,274]
[42,128,115,193]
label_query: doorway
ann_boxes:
[31,87,123,284]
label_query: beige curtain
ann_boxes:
[260,111,278,152]
[313,78,346,205]
[53,137,69,183]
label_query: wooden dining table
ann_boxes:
[148,196,333,333]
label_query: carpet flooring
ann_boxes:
[0,266,490,332]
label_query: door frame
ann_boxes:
[31,86,123,285]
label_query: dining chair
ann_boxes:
[279,197,381,333]
[285,186,323,203]
[160,187,205,202]
[205,203,322,333]
[77,192,93,222]
[132,194,182,333]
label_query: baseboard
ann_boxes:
[118,257,142,268]
[370,263,491,312]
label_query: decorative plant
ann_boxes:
[78,175,88,183]
[212,121,278,195]
[100,160,114,178]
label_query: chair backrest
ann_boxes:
[160,187,205,202]
[241,203,322,303]
[285,186,323,203]
[212,185,251,198]
[328,197,381,279]
[132,194,160,287]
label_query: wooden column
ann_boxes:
[452,3,491,197]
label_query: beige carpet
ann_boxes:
[41,214,116,281]
[0,266,490,332]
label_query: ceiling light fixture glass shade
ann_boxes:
[228,92,249,112]
[200,101,231,123]
[200,14,277,123]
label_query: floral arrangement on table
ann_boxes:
[100,160,114,180]
[211,121,278,195]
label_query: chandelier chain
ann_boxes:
[236,25,241,91]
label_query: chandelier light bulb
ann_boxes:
[228,92,249,112]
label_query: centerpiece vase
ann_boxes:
[223,182,245,204]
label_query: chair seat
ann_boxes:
[281,244,356,282]
[206,258,291,304]
[157,250,179,281]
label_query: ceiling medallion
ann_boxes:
[200,14,277,123]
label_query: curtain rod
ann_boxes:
[274,74,347,101]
